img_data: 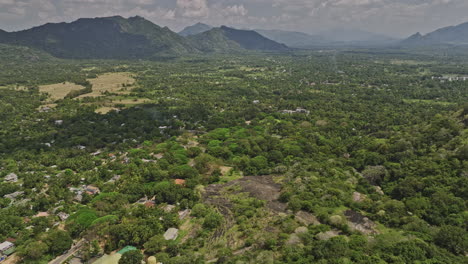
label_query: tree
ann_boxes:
[18,241,49,260]
[119,250,144,264]
[44,230,73,255]
[144,235,166,255]
[203,211,223,229]
[435,225,468,255]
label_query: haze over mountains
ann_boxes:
[1,16,468,60]
[178,23,396,47]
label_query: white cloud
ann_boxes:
[176,0,209,18]
[1,0,468,37]
[222,4,248,17]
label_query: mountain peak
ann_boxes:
[179,23,213,37]
[0,16,198,59]
[402,21,468,46]
[190,26,289,52]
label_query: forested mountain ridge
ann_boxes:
[402,21,468,45]
[0,16,198,59]
[0,17,288,59]
[191,26,289,52]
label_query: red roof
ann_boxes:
[174,179,186,186]
[144,201,155,208]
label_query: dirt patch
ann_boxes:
[39,82,85,101]
[203,175,286,214]
[295,211,320,226]
[219,166,232,176]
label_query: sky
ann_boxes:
[1,0,468,37]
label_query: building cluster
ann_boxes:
[280,108,311,115]
[432,76,468,82]
[69,185,101,202]
[0,241,15,260]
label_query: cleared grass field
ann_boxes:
[77,72,135,99]
[39,82,85,101]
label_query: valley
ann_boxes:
[0,47,466,263]
[0,15,467,264]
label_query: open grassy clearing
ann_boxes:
[39,82,85,101]
[77,72,135,98]
[91,98,153,114]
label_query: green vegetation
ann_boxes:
[0,47,467,263]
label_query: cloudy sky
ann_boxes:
[0,0,467,37]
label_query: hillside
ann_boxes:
[0,44,57,63]
[189,28,242,52]
[191,26,289,52]
[402,21,468,46]
[179,22,212,37]
[0,16,198,59]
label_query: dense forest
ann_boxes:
[0,46,467,263]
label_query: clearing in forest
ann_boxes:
[77,72,135,99]
[39,82,85,101]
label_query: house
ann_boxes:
[163,228,179,240]
[163,204,176,213]
[178,209,191,220]
[4,191,24,200]
[39,106,52,113]
[85,185,100,195]
[136,196,149,205]
[4,173,18,183]
[0,241,15,256]
[107,175,121,184]
[74,193,83,202]
[295,108,310,114]
[55,120,63,125]
[144,201,156,208]
[57,212,70,221]
[34,212,50,218]
[174,179,186,186]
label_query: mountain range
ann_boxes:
[401,21,468,46]
[0,16,288,59]
[178,23,397,48]
[255,28,397,47]
[2,16,468,60]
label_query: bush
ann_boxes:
[203,211,223,229]
[119,250,143,264]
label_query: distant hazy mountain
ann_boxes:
[255,28,396,47]
[254,29,322,47]
[402,22,468,46]
[190,26,289,52]
[0,16,198,59]
[179,23,212,37]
